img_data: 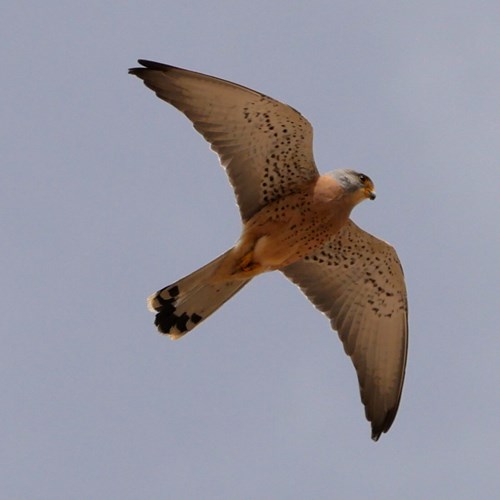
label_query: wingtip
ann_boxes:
[370,405,400,441]
[130,59,176,73]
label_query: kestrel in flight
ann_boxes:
[129,60,408,441]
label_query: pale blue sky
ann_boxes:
[2,1,499,498]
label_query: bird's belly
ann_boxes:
[252,222,341,269]
[226,191,350,277]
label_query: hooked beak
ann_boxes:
[365,188,376,200]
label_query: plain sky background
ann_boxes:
[2,1,499,499]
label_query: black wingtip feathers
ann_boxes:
[129,59,177,75]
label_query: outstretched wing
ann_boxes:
[129,60,319,221]
[282,220,408,440]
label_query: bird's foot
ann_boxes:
[239,251,258,273]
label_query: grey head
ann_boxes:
[327,169,376,200]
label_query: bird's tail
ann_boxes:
[148,249,251,339]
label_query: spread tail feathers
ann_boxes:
[148,250,251,339]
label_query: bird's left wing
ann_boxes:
[282,220,408,440]
[129,60,319,221]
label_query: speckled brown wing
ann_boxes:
[282,220,408,441]
[129,60,319,221]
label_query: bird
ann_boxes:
[129,60,408,441]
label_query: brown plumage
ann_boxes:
[130,60,408,441]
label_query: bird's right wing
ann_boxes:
[129,60,319,221]
[282,220,408,440]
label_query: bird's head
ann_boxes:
[329,169,376,204]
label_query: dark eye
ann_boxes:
[358,174,367,183]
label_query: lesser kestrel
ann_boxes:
[129,60,408,441]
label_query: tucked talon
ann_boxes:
[239,252,257,272]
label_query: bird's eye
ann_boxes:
[358,174,367,183]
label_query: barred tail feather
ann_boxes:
[148,250,251,339]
